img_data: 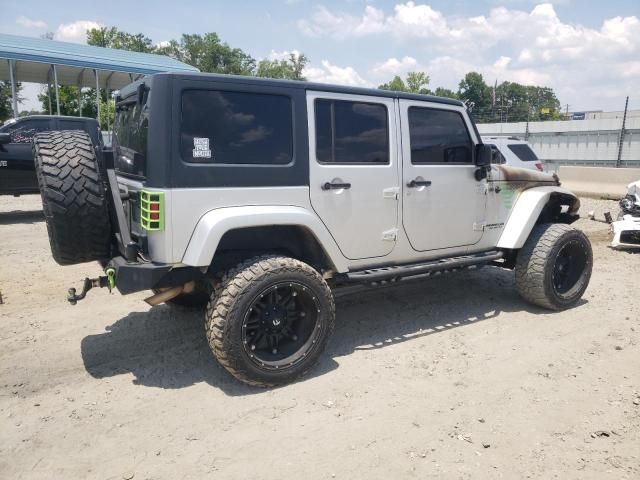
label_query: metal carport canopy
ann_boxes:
[0,33,198,118]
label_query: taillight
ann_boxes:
[140,190,164,231]
[535,163,544,172]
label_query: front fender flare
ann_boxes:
[181,205,348,272]
[497,186,579,250]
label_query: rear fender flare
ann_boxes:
[181,205,348,272]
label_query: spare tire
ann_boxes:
[33,130,112,266]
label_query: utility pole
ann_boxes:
[565,104,569,119]
[616,96,629,168]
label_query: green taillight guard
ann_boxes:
[140,190,164,231]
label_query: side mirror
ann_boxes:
[474,144,492,181]
[475,144,492,167]
[0,133,11,145]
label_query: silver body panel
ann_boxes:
[118,91,574,273]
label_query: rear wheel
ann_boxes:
[515,223,592,310]
[33,131,111,265]
[205,255,335,387]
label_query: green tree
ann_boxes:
[0,81,22,122]
[472,81,562,123]
[156,33,256,75]
[38,86,98,118]
[99,98,116,128]
[379,71,432,94]
[405,72,431,94]
[256,53,308,80]
[379,75,407,92]
[87,27,155,52]
[457,72,491,112]
[434,87,458,100]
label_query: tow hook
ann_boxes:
[67,267,116,305]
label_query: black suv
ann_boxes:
[0,115,102,196]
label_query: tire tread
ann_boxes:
[33,131,111,265]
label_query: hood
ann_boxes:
[492,165,559,185]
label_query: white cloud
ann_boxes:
[16,16,47,29]
[266,49,303,61]
[301,2,640,62]
[298,2,639,109]
[155,40,171,49]
[54,20,103,43]
[304,61,371,87]
[371,56,421,77]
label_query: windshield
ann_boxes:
[507,143,539,162]
[113,90,149,178]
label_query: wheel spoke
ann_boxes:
[280,291,294,308]
[268,289,278,306]
[253,331,265,348]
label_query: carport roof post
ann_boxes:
[0,33,198,115]
[8,59,17,117]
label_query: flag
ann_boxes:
[492,80,497,107]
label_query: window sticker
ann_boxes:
[193,137,212,159]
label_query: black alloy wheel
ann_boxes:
[242,282,323,369]
[551,239,588,296]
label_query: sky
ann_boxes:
[1,0,639,113]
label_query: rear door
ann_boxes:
[0,118,50,194]
[307,92,399,260]
[400,100,486,252]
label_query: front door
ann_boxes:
[400,100,486,252]
[308,92,399,260]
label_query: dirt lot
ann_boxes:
[0,194,638,479]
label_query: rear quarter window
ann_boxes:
[180,90,293,165]
[507,144,539,161]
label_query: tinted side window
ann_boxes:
[6,120,50,143]
[181,90,293,165]
[507,144,538,162]
[408,108,472,164]
[315,99,389,164]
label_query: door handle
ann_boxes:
[322,181,351,190]
[407,179,432,188]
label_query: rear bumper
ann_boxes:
[108,256,203,295]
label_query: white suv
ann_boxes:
[482,136,544,172]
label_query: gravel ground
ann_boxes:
[0,195,638,480]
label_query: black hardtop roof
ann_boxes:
[121,71,465,107]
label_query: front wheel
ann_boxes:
[515,223,593,310]
[205,255,335,387]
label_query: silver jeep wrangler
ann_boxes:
[33,73,592,386]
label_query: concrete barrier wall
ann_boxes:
[478,117,640,169]
[558,166,640,199]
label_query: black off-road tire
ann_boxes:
[205,255,335,387]
[33,131,111,265]
[515,223,592,311]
